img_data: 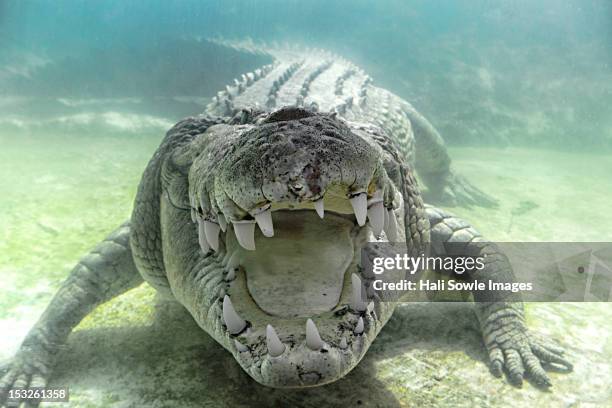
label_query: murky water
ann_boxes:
[1,1,611,407]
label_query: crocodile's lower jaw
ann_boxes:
[203,209,403,387]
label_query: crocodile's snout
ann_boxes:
[180,107,409,387]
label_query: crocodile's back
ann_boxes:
[204,47,416,164]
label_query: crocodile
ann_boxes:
[0,47,571,402]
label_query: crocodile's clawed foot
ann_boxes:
[429,171,498,208]
[484,319,572,388]
[0,352,52,408]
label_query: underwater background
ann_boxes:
[1,1,611,406]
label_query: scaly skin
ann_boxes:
[425,205,572,386]
[204,42,497,207]
[1,79,570,404]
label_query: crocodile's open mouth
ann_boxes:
[239,210,359,318]
[181,107,410,387]
[192,189,405,388]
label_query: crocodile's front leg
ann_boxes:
[425,205,572,386]
[0,222,143,406]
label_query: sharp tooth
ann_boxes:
[305,319,324,350]
[339,337,348,349]
[218,214,228,232]
[349,193,367,226]
[354,316,364,334]
[225,267,236,282]
[190,208,197,223]
[204,221,220,251]
[227,252,240,270]
[222,295,246,334]
[368,190,384,203]
[351,274,367,312]
[254,208,274,237]
[234,339,248,352]
[367,201,385,236]
[385,209,398,241]
[266,324,285,357]
[314,199,324,219]
[232,220,256,250]
[197,218,210,253]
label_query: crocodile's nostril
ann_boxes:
[289,182,305,195]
